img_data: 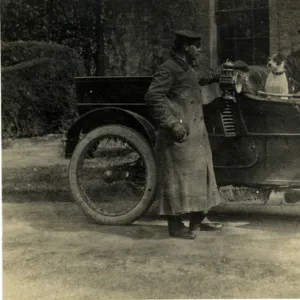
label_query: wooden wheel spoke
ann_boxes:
[69,125,157,225]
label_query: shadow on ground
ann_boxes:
[3,200,300,241]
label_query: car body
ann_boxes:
[66,70,300,185]
[64,65,300,224]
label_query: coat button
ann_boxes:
[194,118,197,121]
[191,100,194,104]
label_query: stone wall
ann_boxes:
[270,0,300,56]
[103,0,300,76]
[103,0,211,76]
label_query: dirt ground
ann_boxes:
[2,136,300,299]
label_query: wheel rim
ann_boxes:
[76,134,148,216]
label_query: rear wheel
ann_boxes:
[68,125,157,225]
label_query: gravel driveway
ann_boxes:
[2,135,300,299]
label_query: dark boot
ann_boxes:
[189,212,205,231]
[168,216,196,239]
[178,217,188,229]
[189,212,223,231]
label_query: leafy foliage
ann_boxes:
[1,0,209,76]
[1,0,211,138]
[2,41,85,138]
[1,0,104,75]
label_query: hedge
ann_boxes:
[2,41,85,138]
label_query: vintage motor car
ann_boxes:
[64,62,300,225]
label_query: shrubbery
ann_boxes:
[1,0,210,138]
[2,41,85,138]
[1,0,104,75]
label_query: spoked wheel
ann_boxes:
[68,125,157,225]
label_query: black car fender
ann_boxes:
[64,107,156,158]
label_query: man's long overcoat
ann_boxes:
[145,53,222,215]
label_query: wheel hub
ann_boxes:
[103,169,114,183]
[71,127,156,224]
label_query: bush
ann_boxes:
[1,0,102,75]
[2,41,85,138]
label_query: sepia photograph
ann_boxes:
[2,0,300,299]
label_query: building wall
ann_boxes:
[103,0,211,76]
[103,0,300,76]
[269,0,300,56]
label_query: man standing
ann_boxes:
[145,29,223,239]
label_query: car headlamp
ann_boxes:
[219,68,244,94]
[219,68,235,91]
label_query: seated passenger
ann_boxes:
[223,60,269,95]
